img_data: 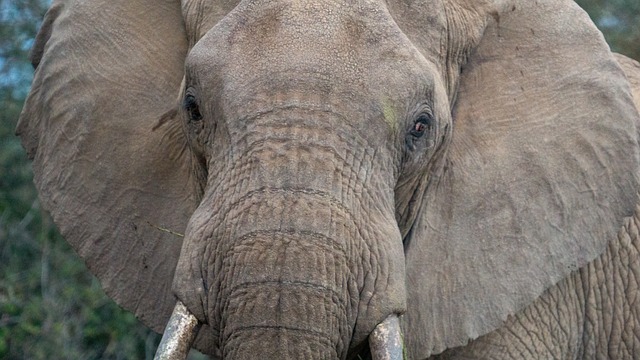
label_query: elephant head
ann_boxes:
[17,0,640,358]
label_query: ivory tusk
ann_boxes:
[154,301,201,360]
[369,314,404,360]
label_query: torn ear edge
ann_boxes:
[17,2,65,159]
[30,1,64,69]
[615,53,640,109]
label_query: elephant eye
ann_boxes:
[410,114,432,138]
[183,94,202,122]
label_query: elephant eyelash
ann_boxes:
[409,114,432,138]
[183,94,203,122]
[404,113,436,154]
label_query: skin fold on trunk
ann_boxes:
[217,230,355,359]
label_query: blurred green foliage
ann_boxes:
[576,0,640,60]
[0,1,637,359]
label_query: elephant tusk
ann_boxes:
[369,314,404,360]
[154,301,201,360]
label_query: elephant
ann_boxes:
[16,0,640,358]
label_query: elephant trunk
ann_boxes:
[172,108,407,357]
[218,230,355,359]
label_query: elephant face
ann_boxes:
[173,4,450,355]
[17,0,640,359]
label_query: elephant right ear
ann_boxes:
[404,0,640,357]
[17,0,198,336]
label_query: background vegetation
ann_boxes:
[578,0,640,60]
[0,1,638,359]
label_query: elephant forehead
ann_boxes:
[186,19,437,140]
[186,0,427,82]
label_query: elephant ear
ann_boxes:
[17,0,196,334]
[404,0,640,357]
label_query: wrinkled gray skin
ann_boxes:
[16,0,640,358]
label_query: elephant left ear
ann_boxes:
[404,0,640,357]
[16,0,196,338]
